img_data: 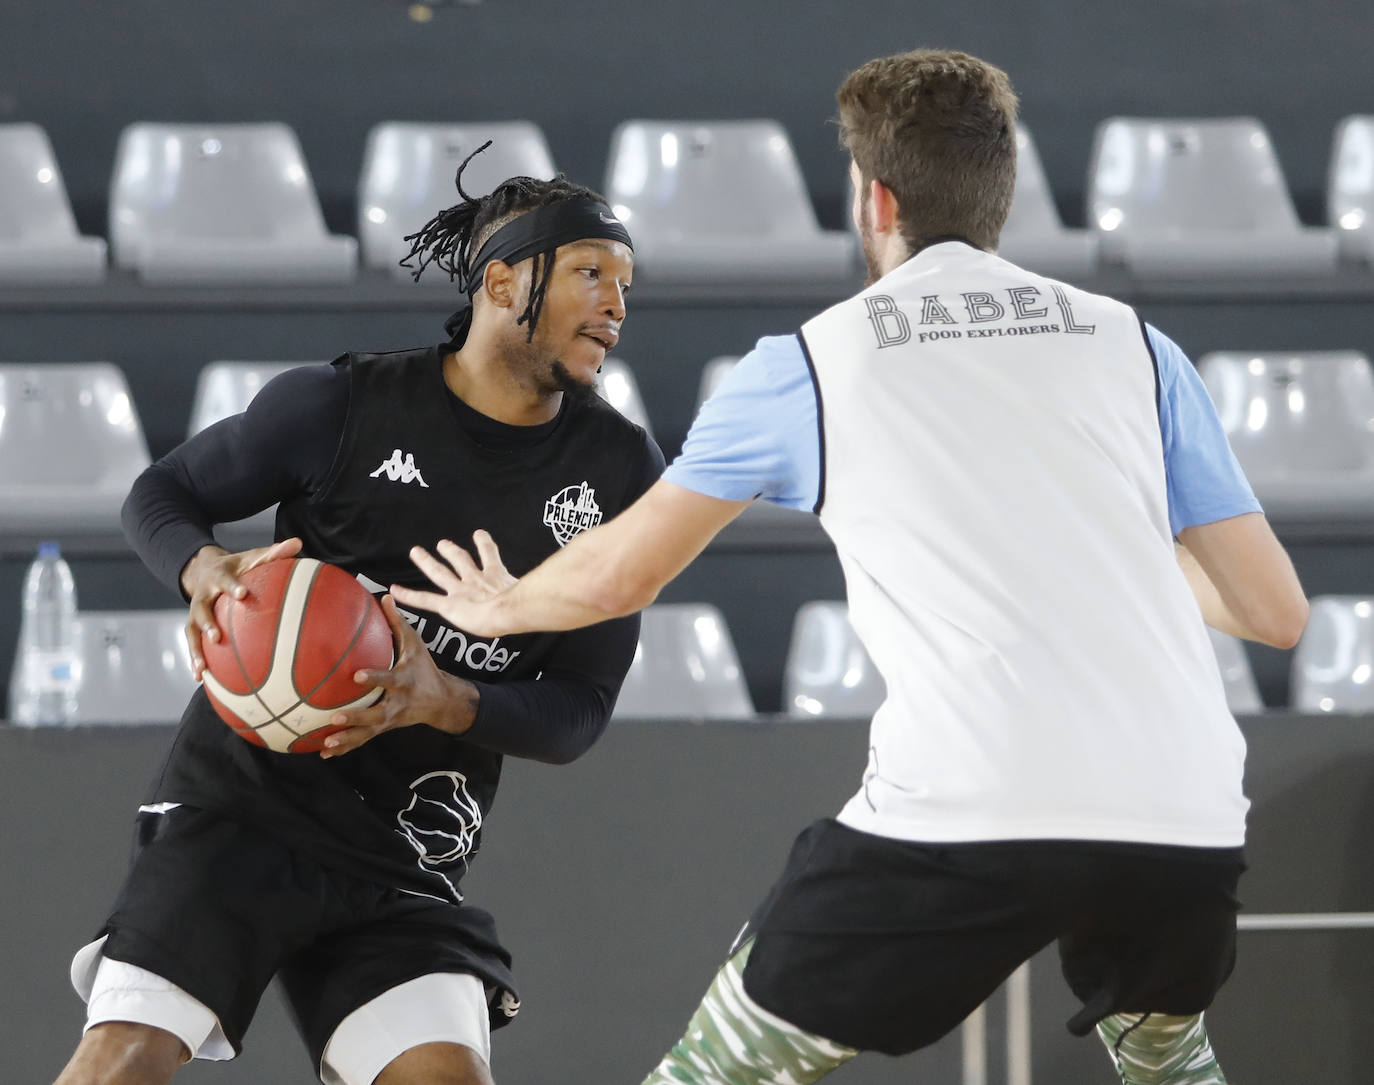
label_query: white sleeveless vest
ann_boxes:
[801,242,1246,847]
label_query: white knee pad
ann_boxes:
[321,972,492,1085]
[73,939,232,1062]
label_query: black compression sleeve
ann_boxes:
[461,611,641,764]
[121,363,349,596]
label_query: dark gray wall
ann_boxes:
[3,0,1373,234]
[3,718,1373,1083]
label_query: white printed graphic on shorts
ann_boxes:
[395,770,483,900]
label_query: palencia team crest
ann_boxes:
[543,481,602,546]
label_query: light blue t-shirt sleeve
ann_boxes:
[1149,324,1262,534]
[662,334,821,512]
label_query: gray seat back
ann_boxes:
[613,603,754,719]
[109,123,351,280]
[1292,596,1374,713]
[0,123,84,245]
[1206,627,1263,715]
[594,358,653,438]
[0,363,150,532]
[71,610,196,724]
[1329,114,1374,258]
[1089,117,1302,235]
[358,121,556,270]
[1199,351,1374,475]
[606,119,823,239]
[784,601,885,719]
[188,360,316,436]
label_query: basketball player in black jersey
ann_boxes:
[52,163,662,1085]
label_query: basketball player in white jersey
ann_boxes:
[389,50,1308,1085]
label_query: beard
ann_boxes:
[502,328,600,408]
[858,199,882,287]
[551,359,601,408]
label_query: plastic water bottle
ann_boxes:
[10,542,79,725]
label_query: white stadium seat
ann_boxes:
[70,610,196,724]
[187,360,319,539]
[0,123,106,285]
[612,604,754,719]
[188,360,317,437]
[1291,596,1374,713]
[1206,627,1263,715]
[1328,114,1374,263]
[0,363,150,535]
[110,123,356,285]
[594,357,653,438]
[696,355,738,410]
[996,125,1098,280]
[687,351,820,542]
[358,121,556,275]
[784,601,885,719]
[604,119,855,284]
[1087,117,1337,278]
[1199,350,1374,519]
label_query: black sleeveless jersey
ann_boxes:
[149,345,662,901]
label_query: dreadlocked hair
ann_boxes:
[400,142,609,341]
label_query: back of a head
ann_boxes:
[837,49,1019,252]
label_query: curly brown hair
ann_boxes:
[837,49,1019,252]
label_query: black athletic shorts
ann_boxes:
[95,805,518,1065]
[738,818,1244,1055]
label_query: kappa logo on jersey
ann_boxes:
[542,481,602,547]
[369,448,430,487]
[396,770,483,898]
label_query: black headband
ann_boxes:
[464,198,632,296]
[444,197,633,343]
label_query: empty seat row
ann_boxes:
[0,358,648,536]
[1,602,757,724]
[4,115,1374,288]
[699,348,1374,524]
[13,346,1374,536]
[5,609,193,724]
[16,597,1374,725]
[2,120,852,287]
[783,600,1374,717]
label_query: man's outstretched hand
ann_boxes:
[391,530,517,638]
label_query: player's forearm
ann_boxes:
[486,483,742,635]
[484,523,661,635]
[1176,517,1308,649]
[1175,543,1252,640]
[486,557,655,635]
[432,671,481,735]
[462,678,611,764]
[1175,538,1307,647]
[123,463,221,598]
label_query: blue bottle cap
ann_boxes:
[37,541,61,559]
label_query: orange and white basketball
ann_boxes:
[200,557,394,753]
